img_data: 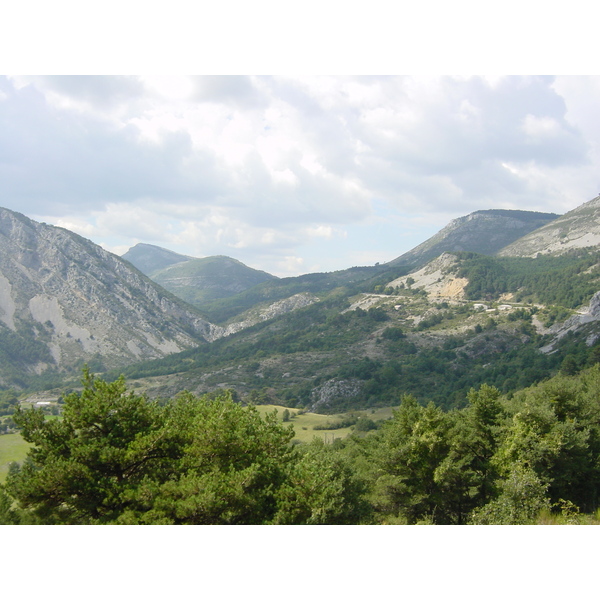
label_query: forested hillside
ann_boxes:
[4,196,600,525]
[115,248,600,412]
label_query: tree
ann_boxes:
[433,385,506,523]
[493,369,600,512]
[6,370,182,524]
[469,464,551,524]
[272,439,371,524]
[5,370,368,525]
[0,485,20,524]
[371,395,452,523]
[115,392,296,524]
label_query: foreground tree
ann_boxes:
[494,367,600,513]
[7,370,175,524]
[5,370,367,524]
[370,395,452,523]
[272,438,371,524]
[433,385,506,524]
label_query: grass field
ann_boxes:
[0,434,30,483]
[254,404,397,444]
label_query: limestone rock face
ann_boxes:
[0,207,219,377]
[498,195,600,258]
[220,293,318,337]
[388,253,468,301]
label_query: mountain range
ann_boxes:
[3,196,600,407]
[388,208,558,267]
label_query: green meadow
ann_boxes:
[0,434,30,483]
[254,404,396,443]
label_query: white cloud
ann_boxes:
[3,75,600,277]
[522,114,562,138]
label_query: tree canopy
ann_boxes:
[2,369,368,525]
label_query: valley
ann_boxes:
[2,198,600,410]
[4,195,600,524]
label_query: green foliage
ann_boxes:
[7,364,600,524]
[456,250,600,308]
[0,321,55,387]
[0,485,21,524]
[197,264,394,324]
[339,365,600,524]
[4,370,368,524]
[151,256,275,307]
[381,326,406,341]
[469,465,551,524]
[370,395,454,523]
[272,439,371,524]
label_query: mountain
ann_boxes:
[5,196,600,412]
[388,209,559,268]
[149,255,277,308]
[0,208,221,386]
[120,242,600,412]
[498,195,600,258]
[121,243,193,276]
[116,193,600,413]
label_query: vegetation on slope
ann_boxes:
[0,370,368,525]
[116,246,600,414]
[456,249,600,307]
[151,256,276,307]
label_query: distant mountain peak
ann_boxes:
[149,254,276,308]
[388,208,560,268]
[122,243,194,276]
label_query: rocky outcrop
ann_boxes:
[0,207,217,376]
[220,293,318,337]
[388,253,468,300]
[498,195,600,258]
[309,378,363,411]
[540,289,600,353]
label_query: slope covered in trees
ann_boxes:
[113,245,600,414]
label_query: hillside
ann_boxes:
[121,243,193,276]
[119,245,600,413]
[150,255,277,307]
[3,196,600,411]
[0,208,220,387]
[498,195,600,258]
[388,209,559,268]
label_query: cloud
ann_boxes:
[2,75,600,276]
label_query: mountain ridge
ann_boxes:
[388,208,559,268]
[122,243,193,276]
[498,195,600,257]
[0,207,220,385]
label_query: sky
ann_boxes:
[2,6,600,278]
[2,74,600,277]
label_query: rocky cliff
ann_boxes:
[498,195,600,258]
[0,208,220,381]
